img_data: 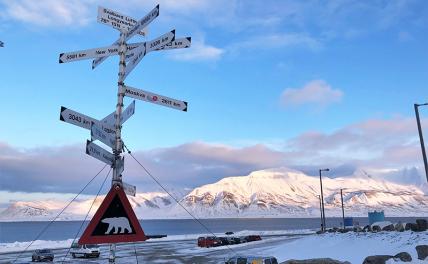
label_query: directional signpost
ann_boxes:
[58,5,191,263]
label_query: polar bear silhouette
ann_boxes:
[101,217,132,234]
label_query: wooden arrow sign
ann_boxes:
[123,85,188,112]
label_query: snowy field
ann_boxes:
[2,230,428,263]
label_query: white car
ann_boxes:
[70,243,100,258]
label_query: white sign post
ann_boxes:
[98,6,148,36]
[123,85,188,112]
[59,5,190,261]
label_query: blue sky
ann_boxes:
[0,0,428,202]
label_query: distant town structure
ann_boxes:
[368,211,385,225]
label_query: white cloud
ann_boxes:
[0,0,92,27]
[168,38,224,61]
[280,80,343,108]
[228,33,322,54]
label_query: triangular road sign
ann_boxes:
[79,184,147,244]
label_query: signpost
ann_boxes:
[59,5,190,263]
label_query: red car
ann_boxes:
[244,235,262,242]
[197,236,221,247]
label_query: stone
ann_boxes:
[393,252,412,262]
[416,245,428,260]
[405,223,419,232]
[363,225,371,232]
[394,222,405,232]
[381,224,395,231]
[416,219,428,231]
[362,255,393,264]
[371,225,381,232]
[281,258,350,264]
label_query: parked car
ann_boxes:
[227,237,241,245]
[244,235,262,242]
[197,236,221,247]
[31,249,54,262]
[70,243,100,258]
[225,256,278,264]
[219,237,230,245]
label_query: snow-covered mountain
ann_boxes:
[2,167,428,221]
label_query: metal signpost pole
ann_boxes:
[109,31,127,264]
[415,103,428,182]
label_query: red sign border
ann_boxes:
[79,184,147,244]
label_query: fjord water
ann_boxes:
[0,217,419,243]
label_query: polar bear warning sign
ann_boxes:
[79,184,147,244]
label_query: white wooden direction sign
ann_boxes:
[123,85,188,112]
[124,37,190,61]
[102,100,135,127]
[92,4,159,70]
[123,30,175,79]
[60,107,114,134]
[86,140,114,166]
[60,106,96,130]
[59,45,119,64]
[123,182,136,197]
[91,122,116,149]
[154,37,191,51]
[98,6,148,36]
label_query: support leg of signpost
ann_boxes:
[109,243,116,263]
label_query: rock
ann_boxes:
[416,219,428,231]
[371,225,381,232]
[362,255,393,264]
[416,245,428,260]
[393,252,412,262]
[363,225,372,232]
[353,226,363,232]
[381,224,395,231]
[405,223,419,232]
[281,258,350,264]
[394,222,405,232]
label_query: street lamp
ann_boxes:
[415,103,428,183]
[319,168,329,232]
[317,195,323,231]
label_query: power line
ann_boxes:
[123,144,239,257]
[12,164,108,263]
[61,167,112,263]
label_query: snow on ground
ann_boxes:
[0,229,313,253]
[262,231,428,264]
[0,239,75,253]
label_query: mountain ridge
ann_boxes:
[1,167,428,221]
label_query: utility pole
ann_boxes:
[340,189,345,229]
[415,103,428,183]
[317,195,323,231]
[319,168,329,232]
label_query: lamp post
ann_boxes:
[317,195,323,231]
[340,189,345,229]
[415,103,428,182]
[319,168,329,232]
